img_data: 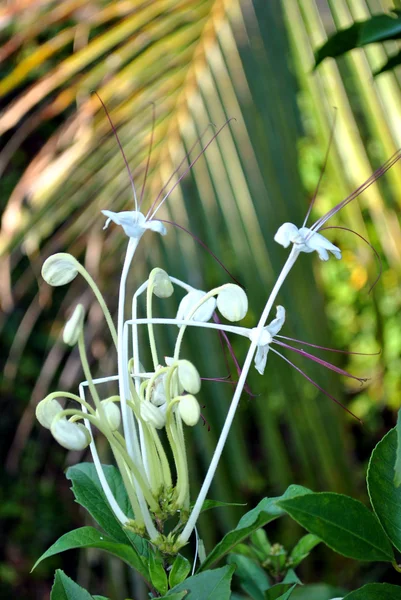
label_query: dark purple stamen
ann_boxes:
[311,148,401,232]
[146,123,216,218]
[139,102,156,210]
[201,375,233,382]
[270,347,362,423]
[147,118,236,218]
[159,219,241,286]
[275,335,380,356]
[200,412,211,431]
[273,340,368,385]
[93,91,138,207]
[320,225,382,294]
[303,109,337,227]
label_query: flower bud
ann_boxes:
[178,395,201,426]
[42,253,79,286]
[151,268,174,298]
[96,400,121,431]
[217,284,248,322]
[63,304,85,346]
[176,290,216,324]
[178,360,201,394]
[151,375,167,407]
[36,398,63,429]
[140,401,166,429]
[51,419,91,450]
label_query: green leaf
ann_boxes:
[395,411,401,487]
[32,526,149,582]
[149,551,168,596]
[265,584,297,600]
[373,50,401,76]
[199,499,247,513]
[291,584,345,600]
[169,554,191,588]
[278,492,393,562]
[198,486,311,571]
[159,594,187,600]
[343,583,401,599]
[227,553,270,600]
[367,427,401,553]
[289,534,320,567]
[166,565,235,599]
[51,570,95,600]
[315,13,401,67]
[282,570,301,585]
[65,463,132,544]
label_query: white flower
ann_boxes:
[250,306,286,375]
[102,210,166,239]
[176,290,216,324]
[274,223,341,261]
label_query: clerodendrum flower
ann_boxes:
[37,99,401,561]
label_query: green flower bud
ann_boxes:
[217,284,248,322]
[41,253,79,286]
[178,395,200,426]
[178,360,201,394]
[36,398,63,429]
[63,304,85,346]
[141,401,166,429]
[96,399,121,431]
[51,419,91,450]
[151,268,174,298]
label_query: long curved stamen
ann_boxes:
[147,118,236,221]
[319,225,383,293]
[275,335,380,356]
[139,102,156,211]
[310,148,401,233]
[146,123,215,218]
[269,347,362,423]
[273,340,368,384]
[93,91,138,211]
[303,109,337,227]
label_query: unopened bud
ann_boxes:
[51,419,91,450]
[140,401,166,429]
[176,290,216,324]
[151,375,167,407]
[36,398,63,429]
[217,284,248,322]
[178,395,200,426]
[151,268,174,298]
[178,360,201,394]
[42,253,79,286]
[96,399,121,431]
[63,304,85,346]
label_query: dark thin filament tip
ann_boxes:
[139,102,156,210]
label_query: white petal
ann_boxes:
[266,305,286,336]
[145,219,167,236]
[254,346,269,375]
[274,223,300,248]
[101,210,149,239]
[176,290,216,324]
[299,228,342,260]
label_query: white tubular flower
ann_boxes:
[178,395,201,427]
[141,401,166,429]
[102,210,166,239]
[63,304,85,346]
[177,360,201,395]
[51,419,91,451]
[217,284,248,322]
[151,268,174,298]
[96,400,121,431]
[42,253,79,286]
[36,398,64,429]
[274,223,341,261]
[176,290,216,324]
[250,306,286,375]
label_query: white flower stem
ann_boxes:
[178,247,300,545]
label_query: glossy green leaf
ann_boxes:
[32,526,149,582]
[51,570,95,600]
[367,427,401,552]
[265,584,296,600]
[227,553,270,600]
[166,565,235,599]
[278,493,393,562]
[289,534,321,567]
[343,583,401,599]
[169,554,191,589]
[395,411,401,487]
[149,551,168,596]
[291,585,345,600]
[65,463,132,544]
[315,13,401,68]
[159,593,187,600]
[198,486,311,571]
[282,571,301,585]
